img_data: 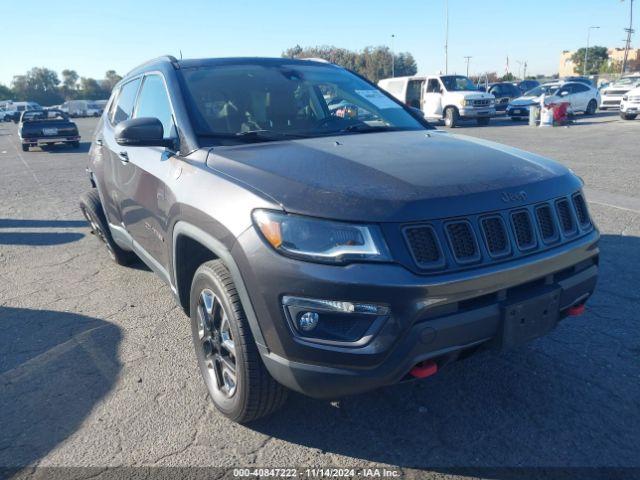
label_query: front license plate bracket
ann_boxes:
[501,287,561,349]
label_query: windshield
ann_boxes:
[440,75,476,92]
[615,76,640,86]
[179,62,428,144]
[524,84,560,97]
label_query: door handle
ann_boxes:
[118,151,129,163]
[95,138,103,146]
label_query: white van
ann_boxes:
[379,74,496,127]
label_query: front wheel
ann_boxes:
[585,99,598,115]
[190,260,288,423]
[443,107,459,128]
[21,144,29,152]
[620,112,637,120]
[476,117,490,126]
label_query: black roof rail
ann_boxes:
[124,55,180,77]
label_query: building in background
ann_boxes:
[559,47,640,77]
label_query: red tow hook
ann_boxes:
[567,303,586,316]
[409,360,438,379]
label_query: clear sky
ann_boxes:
[0,0,635,86]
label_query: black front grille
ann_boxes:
[446,221,479,262]
[572,193,590,226]
[535,204,558,242]
[556,199,576,235]
[511,210,536,250]
[403,225,442,267]
[481,216,510,257]
[402,191,591,272]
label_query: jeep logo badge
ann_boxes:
[501,191,527,203]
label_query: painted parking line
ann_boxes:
[584,187,640,214]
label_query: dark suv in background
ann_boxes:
[81,56,599,423]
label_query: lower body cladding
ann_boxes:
[233,228,599,399]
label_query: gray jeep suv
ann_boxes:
[81,56,599,423]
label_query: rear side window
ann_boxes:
[112,78,141,125]
[426,79,441,93]
[134,74,175,138]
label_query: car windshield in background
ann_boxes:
[22,110,67,122]
[524,85,560,97]
[441,75,476,92]
[616,76,640,86]
[179,62,428,144]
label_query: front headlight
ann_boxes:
[622,95,629,101]
[463,99,474,107]
[252,209,391,264]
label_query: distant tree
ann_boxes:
[599,59,622,74]
[501,72,516,81]
[282,45,417,83]
[0,83,12,100]
[101,70,122,93]
[79,77,108,100]
[571,46,609,75]
[61,69,79,90]
[11,67,63,105]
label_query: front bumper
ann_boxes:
[21,136,80,145]
[234,227,599,398]
[620,102,640,114]
[459,106,496,118]
[600,96,623,109]
[506,105,533,117]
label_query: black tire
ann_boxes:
[190,260,288,423]
[476,117,490,126]
[620,112,637,120]
[79,189,136,266]
[21,144,29,152]
[444,107,459,128]
[585,99,597,115]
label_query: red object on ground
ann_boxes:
[567,303,586,316]
[410,360,438,379]
[552,102,570,124]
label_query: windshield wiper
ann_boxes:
[337,124,402,134]
[200,130,309,142]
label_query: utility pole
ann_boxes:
[444,0,449,74]
[464,56,472,76]
[391,34,396,78]
[584,26,600,76]
[516,60,522,80]
[523,61,527,79]
[621,0,635,75]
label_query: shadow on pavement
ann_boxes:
[0,218,86,246]
[251,233,640,474]
[0,307,122,468]
[0,219,86,229]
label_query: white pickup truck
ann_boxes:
[378,74,496,127]
[619,86,640,120]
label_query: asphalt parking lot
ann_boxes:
[1,113,639,477]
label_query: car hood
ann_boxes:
[205,130,580,222]
[448,91,494,100]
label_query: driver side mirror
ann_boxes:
[115,117,174,148]
[560,91,569,97]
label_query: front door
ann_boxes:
[423,78,443,118]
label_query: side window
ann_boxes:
[426,79,441,93]
[107,89,120,123]
[406,80,424,108]
[134,74,175,138]
[112,78,141,125]
[574,84,589,93]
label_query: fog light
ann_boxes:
[298,312,319,331]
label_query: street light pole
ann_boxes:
[464,56,472,77]
[391,34,395,78]
[444,0,449,74]
[584,26,600,76]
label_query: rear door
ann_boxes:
[119,73,177,270]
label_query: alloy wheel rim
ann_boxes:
[196,288,237,398]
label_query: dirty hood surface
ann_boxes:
[206,130,580,222]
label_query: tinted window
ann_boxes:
[426,79,441,93]
[134,74,175,138]
[112,78,141,125]
[573,83,589,93]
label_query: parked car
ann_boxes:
[81,56,599,423]
[60,100,89,117]
[561,76,594,87]
[86,102,103,117]
[619,86,640,120]
[514,80,540,94]
[18,109,80,151]
[6,101,42,123]
[506,82,600,120]
[483,82,522,112]
[379,74,496,127]
[599,74,640,110]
